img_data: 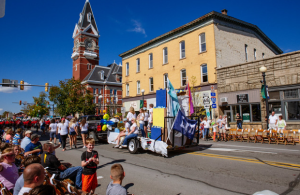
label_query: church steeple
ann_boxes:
[72,0,100,81]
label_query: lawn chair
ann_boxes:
[261,130,270,144]
[269,130,278,144]
[285,130,294,145]
[248,129,256,143]
[255,130,264,143]
[277,130,287,145]
[235,129,243,142]
[293,130,300,144]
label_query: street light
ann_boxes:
[98,95,103,114]
[141,89,145,109]
[259,65,269,129]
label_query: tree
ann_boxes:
[1,111,12,118]
[27,92,50,118]
[49,78,95,116]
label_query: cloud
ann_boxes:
[284,49,292,53]
[0,82,32,93]
[0,108,3,112]
[128,20,147,37]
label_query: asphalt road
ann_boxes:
[37,131,300,195]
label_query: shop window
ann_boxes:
[284,89,298,99]
[285,101,300,120]
[251,104,261,121]
[232,105,240,121]
[241,105,250,122]
[269,102,282,115]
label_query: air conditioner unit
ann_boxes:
[220,97,228,103]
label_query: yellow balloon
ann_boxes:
[102,125,107,131]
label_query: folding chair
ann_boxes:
[269,130,278,144]
[261,130,270,144]
[293,130,300,145]
[255,130,264,143]
[248,129,256,143]
[242,129,249,142]
[285,130,295,145]
[235,129,243,142]
[277,130,287,145]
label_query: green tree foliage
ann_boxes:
[1,111,12,118]
[49,78,95,116]
[27,92,50,117]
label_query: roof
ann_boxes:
[82,63,122,84]
[78,0,99,33]
[119,11,283,58]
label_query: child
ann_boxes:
[12,128,22,145]
[0,148,19,192]
[81,138,99,194]
[106,164,127,195]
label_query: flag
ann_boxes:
[186,82,194,115]
[167,78,180,117]
[172,110,197,140]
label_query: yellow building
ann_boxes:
[119,10,282,113]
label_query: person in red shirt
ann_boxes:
[27,120,32,130]
[5,120,9,128]
[45,119,50,132]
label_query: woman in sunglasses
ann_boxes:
[0,148,19,192]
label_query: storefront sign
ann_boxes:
[237,94,248,103]
[242,113,250,122]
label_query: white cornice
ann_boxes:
[83,24,99,36]
[81,80,122,86]
[72,24,80,39]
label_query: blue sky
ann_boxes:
[0,0,299,115]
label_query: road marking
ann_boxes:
[207,143,300,152]
[201,147,277,154]
[188,152,300,170]
[97,176,103,179]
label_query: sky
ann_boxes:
[0,0,300,115]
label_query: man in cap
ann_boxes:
[24,134,43,156]
[21,130,32,150]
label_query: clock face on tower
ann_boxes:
[85,39,94,50]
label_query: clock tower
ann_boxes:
[72,0,100,81]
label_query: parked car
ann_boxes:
[78,115,105,142]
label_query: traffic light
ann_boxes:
[19,100,22,105]
[20,80,24,90]
[47,101,50,107]
[45,83,49,92]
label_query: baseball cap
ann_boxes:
[31,134,41,140]
[25,130,32,135]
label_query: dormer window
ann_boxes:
[79,13,83,23]
[100,70,104,80]
[87,13,91,22]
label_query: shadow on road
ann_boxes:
[97,159,126,169]
[167,144,213,158]
[124,183,134,190]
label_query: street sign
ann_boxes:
[210,85,215,92]
[204,105,210,109]
[212,104,217,108]
[211,98,216,103]
[211,92,216,97]
[2,79,10,87]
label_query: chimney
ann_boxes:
[221,9,228,15]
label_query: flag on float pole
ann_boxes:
[185,82,194,116]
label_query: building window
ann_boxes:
[136,58,140,72]
[284,89,299,99]
[201,64,208,83]
[87,13,91,22]
[181,69,186,86]
[262,53,265,59]
[232,105,240,122]
[137,81,140,94]
[87,64,92,70]
[119,76,122,83]
[126,84,129,96]
[149,77,154,92]
[251,104,261,122]
[126,63,129,76]
[100,70,104,80]
[180,41,185,59]
[93,88,97,94]
[163,74,168,89]
[241,105,251,122]
[245,44,248,61]
[163,47,168,64]
[199,33,206,53]
[254,49,257,60]
[285,101,300,120]
[149,53,153,69]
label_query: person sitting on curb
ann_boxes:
[119,118,138,148]
[41,143,83,189]
[24,134,43,156]
[14,155,41,195]
[18,163,45,195]
[106,164,127,195]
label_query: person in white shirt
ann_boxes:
[201,117,211,141]
[137,108,146,137]
[143,107,149,138]
[268,111,278,130]
[49,119,57,144]
[60,119,69,151]
[80,118,89,148]
[126,107,136,125]
[120,119,139,148]
[56,120,63,147]
[114,118,130,148]
[69,118,78,149]
[148,104,154,130]
[18,163,45,195]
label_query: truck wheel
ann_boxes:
[128,139,138,154]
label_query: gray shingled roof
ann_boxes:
[78,1,98,33]
[82,64,122,83]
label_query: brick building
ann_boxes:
[71,0,122,115]
[217,50,300,129]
